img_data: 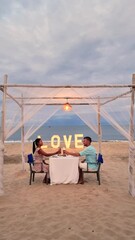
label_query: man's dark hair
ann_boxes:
[83,136,92,143]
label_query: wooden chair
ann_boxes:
[82,153,103,185]
[27,153,48,185]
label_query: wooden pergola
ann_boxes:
[0,74,135,196]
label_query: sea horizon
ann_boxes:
[4,124,130,142]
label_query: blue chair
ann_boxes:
[27,153,48,185]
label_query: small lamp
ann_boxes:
[63,98,72,111]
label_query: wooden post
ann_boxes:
[0,140,4,195]
[1,74,7,143]
[97,97,102,154]
[0,74,7,195]
[21,95,25,170]
[129,74,135,196]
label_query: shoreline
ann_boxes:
[5,139,129,143]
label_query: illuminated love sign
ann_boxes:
[43,134,84,149]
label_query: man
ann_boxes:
[64,136,97,184]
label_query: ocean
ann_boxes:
[6,124,129,142]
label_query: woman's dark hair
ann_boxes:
[83,136,92,143]
[32,138,41,154]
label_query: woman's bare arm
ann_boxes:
[38,147,61,157]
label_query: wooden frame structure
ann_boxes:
[0,74,135,196]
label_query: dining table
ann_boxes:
[49,155,79,185]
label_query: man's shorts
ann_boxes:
[79,162,95,171]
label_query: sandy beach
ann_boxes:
[0,141,135,240]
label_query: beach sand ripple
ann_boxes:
[1,142,135,240]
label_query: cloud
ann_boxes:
[0,0,134,124]
[0,0,135,85]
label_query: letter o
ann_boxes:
[51,135,60,148]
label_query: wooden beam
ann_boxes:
[6,95,131,100]
[0,84,135,88]
[128,74,135,197]
[97,97,102,154]
[0,74,7,196]
[1,89,21,107]
[23,103,97,106]
[1,75,8,143]
[129,74,135,143]
[21,95,25,171]
[101,90,132,106]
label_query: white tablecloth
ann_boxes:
[49,156,79,184]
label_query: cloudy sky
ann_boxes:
[0,0,135,86]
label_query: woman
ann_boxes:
[33,138,61,183]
